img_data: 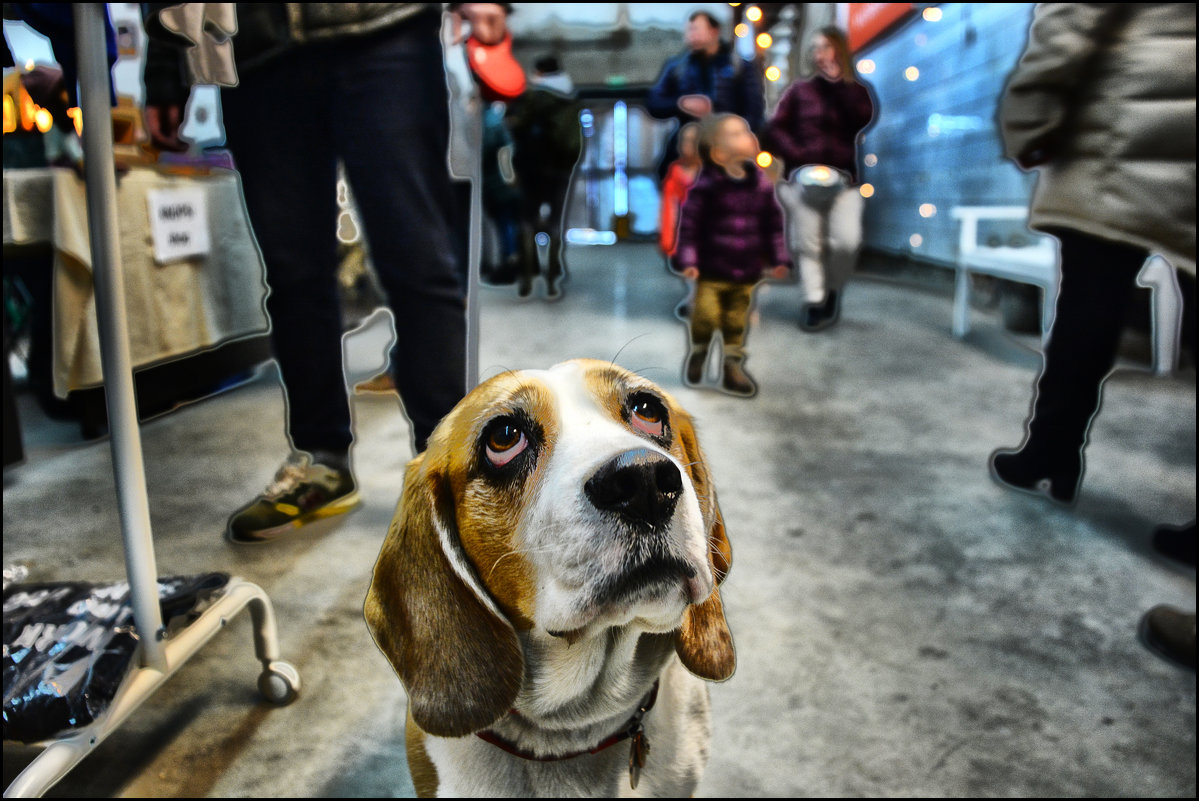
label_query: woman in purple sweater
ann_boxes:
[765,27,875,331]
[676,113,789,397]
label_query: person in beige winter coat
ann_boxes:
[989,3,1195,670]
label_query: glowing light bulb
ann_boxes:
[756,32,772,49]
[3,96,16,134]
[765,66,781,82]
[857,59,876,75]
[34,107,53,133]
[859,183,875,198]
[919,203,937,218]
[756,151,773,169]
[746,7,762,22]
[905,66,920,81]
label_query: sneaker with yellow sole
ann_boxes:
[226,453,359,544]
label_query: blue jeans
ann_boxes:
[221,11,466,454]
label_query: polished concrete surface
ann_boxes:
[3,241,1195,797]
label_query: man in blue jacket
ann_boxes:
[646,10,764,179]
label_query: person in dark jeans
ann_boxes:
[503,55,580,299]
[143,4,509,543]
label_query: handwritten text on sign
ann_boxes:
[147,187,211,263]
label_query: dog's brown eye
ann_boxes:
[629,395,666,438]
[484,420,528,466]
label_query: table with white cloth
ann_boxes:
[3,165,270,399]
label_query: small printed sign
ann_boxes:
[147,187,210,263]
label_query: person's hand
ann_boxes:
[769,264,788,280]
[678,94,713,118]
[453,3,509,45]
[145,104,188,152]
[682,266,700,280]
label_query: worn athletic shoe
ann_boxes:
[226,452,359,544]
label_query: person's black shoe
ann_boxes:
[1138,605,1196,670]
[684,348,708,386]
[799,293,836,332]
[989,444,1082,505]
[227,452,360,544]
[823,290,841,325]
[1152,521,1197,567]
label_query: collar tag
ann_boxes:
[628,726,650,790]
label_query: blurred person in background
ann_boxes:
[763,26,875,332]
[503,54,580,300]
[646,10,764,181]
[659,121,702,320]
[142,3,509,544]
[479,100,522,286]
[990,3,1195,669]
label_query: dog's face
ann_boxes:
[365,359,734,738]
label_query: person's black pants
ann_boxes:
[221,11,466,455]
[1027,228,1147,452]
[517,170,572,285]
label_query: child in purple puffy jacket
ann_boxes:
[675,113,789,396]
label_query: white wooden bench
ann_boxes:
[949,205,1182,375]
[949,205,1059,344]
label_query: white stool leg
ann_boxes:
[953,266,970,338]
[1137,255,1182,376]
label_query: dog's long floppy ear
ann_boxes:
[673,413,736,682]
[365,452,524,737]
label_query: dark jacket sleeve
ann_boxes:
[675,172,707,268]
[736,57,765,132]
[759,177,788,267]
[762,82,803,174]
[842,80,875,136]
[139,3,191,106]
[646,54,686,121]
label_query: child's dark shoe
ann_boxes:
[721,357,757,397]
[685,348,708,386]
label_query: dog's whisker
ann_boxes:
[609,334,652,367]
[486,545,558,580]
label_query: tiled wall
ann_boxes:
[856,3,1041,265]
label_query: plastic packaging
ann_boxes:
[3,573,229,743]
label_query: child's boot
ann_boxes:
[722,356,757,397]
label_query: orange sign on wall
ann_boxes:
[847,3,915,51]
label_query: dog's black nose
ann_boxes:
[585,449,683,530]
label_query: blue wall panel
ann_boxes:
[857,3,1041,265]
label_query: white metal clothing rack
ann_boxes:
[4,6,299,796]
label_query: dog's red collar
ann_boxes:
[475,680,659,788]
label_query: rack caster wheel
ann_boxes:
[258,661,301,705]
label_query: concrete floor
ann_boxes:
[3,241,1195,797]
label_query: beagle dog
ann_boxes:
[365,359,734,797]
